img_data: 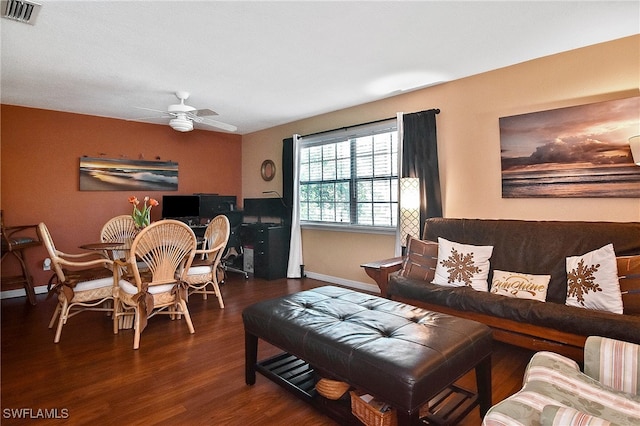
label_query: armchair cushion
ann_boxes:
[584,336,640,395]
[540,406,614,426]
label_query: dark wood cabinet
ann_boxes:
[241,223,290,280]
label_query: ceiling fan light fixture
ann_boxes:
[169,116,193,132]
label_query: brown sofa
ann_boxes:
[387,218,640,362]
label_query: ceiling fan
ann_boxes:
[135,91,237,133]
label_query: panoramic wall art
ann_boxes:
[79,157,178,191]
[499,96,640,198]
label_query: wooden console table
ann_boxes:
[360,256,403,297]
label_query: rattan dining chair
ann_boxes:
[38,222,116,343]
[100,215,137,262]
[184,215,229,308]
[113,219,197,349]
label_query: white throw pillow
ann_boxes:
[432,237,493,291]
[565,244,623,314]
[491,270,550,302]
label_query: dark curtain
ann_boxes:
[402,109,442,230]
[282,137,294,227]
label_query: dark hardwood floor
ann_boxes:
[1,276,534,425]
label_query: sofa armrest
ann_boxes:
[361,257,403,297]
[584,336,640,395]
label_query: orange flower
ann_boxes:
[128,195,158,228]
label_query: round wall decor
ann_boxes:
[261,159,276,181]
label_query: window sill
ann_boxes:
[300,222,396,235]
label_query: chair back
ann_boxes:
[100,215,137,260]
[37,222,66,283]
[127,220,197,289]
[202,215,230,265]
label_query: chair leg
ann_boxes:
[4,250,37,305]
[53,299,69,343]
[113,300,120,335]
[48,303,61,329]
[178,299,195,334]
[212,282,224,309]
[133,306,141,350]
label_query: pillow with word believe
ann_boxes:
[565,244,623,315]
[432,237,493,292]
[490,270,550,302]
[400,236,438,282]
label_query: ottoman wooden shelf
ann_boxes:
[243,286,493,426]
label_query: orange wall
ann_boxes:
[1,106,242,290]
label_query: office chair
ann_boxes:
[220,211,248,280]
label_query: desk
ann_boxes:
[241,223,289,280]
[360,256,403,297]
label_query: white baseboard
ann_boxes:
[1,285,48,300]
[304,271,380,294]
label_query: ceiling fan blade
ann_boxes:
[199,117,237,132]
[192,108,218,117]
[128,115,170,122]
[134,106,170,115]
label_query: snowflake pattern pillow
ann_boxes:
[565,243,623,314]
[432,237,493,291]
[490,270,550,302]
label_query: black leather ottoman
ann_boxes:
[243,286,493,425]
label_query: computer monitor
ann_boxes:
[161,195,200,218]
[242,198,286,223]
[197,194,237,218]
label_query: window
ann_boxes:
[299,120,398,229]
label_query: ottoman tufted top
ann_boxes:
[242,286,492,412]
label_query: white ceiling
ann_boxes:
[1,1,638,135]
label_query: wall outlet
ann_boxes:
[43,258,51,271]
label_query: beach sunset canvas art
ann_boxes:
[80,157,178,191]
[499,96,640,198]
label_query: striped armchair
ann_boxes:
[483,336,640,426]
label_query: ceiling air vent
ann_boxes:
[1,0,41,25]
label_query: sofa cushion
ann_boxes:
[490,269,550,302]
[618,255,640,315]
[400,237,438,282]
[388,274,640,344]
[432,237,493,291]
[566,244,623,314]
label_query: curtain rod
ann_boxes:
[300,108,440,139]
